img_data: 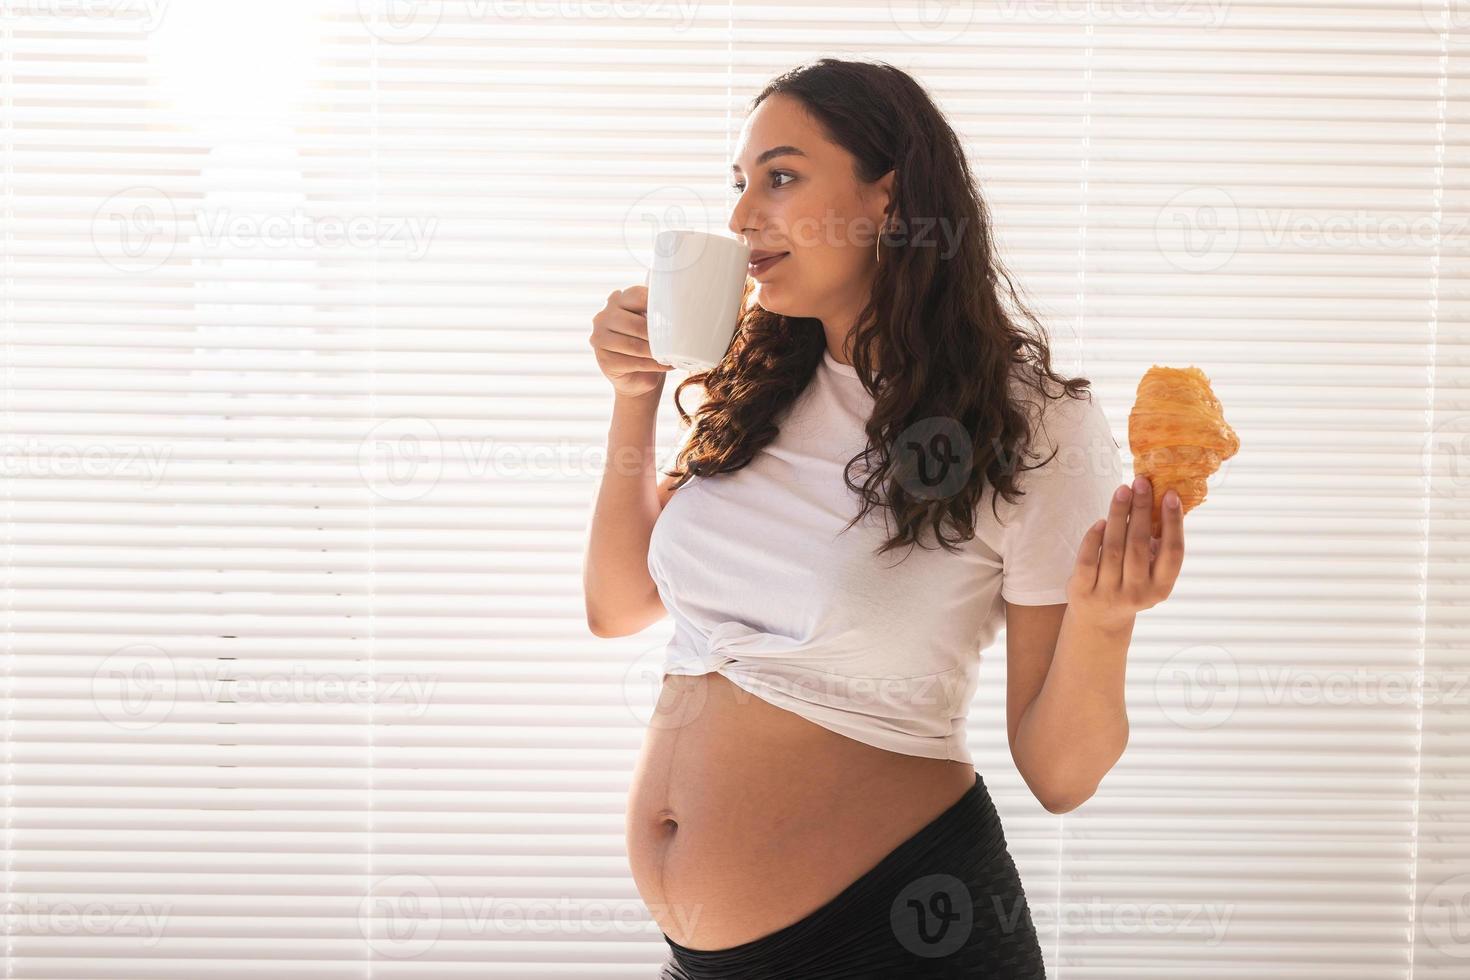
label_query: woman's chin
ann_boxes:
[752,286,800,317]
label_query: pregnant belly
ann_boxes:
[625,671,977,951]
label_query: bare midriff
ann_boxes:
[624,670,977,952]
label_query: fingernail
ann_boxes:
[1165,490,1180,508]
[1133,476,1149,495]
[1115,484,1131,502]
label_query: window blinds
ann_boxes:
[1,1,1465,976]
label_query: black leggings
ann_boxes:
[658,771,1046,979]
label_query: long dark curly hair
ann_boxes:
[661,57,1096,560]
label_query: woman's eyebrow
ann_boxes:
[730,145,807,174]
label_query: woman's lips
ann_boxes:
[748,252,789,277]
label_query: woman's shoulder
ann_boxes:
[1004,365,1113,451]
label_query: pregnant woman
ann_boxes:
[584,58,1185,979]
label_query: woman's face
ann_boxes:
[726,94,893,330]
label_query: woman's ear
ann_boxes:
[876,169,896,218]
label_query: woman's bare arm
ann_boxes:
[582,283,682,637]
[582,388,683,636]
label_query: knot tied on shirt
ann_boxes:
[702,619,967,734]
[705,618,829,661]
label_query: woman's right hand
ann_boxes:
[590,284,675,399]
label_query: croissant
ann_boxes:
[1127,365,1239,538]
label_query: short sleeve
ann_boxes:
[996,388,1124,605]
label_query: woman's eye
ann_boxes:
[730,172,794,193]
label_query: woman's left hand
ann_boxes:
[1066,475,1185,629]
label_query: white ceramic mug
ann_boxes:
[646,229,751,372]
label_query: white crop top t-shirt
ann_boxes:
[646,347,1124,765]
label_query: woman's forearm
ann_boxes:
[1012,608,1134,813]
[582,385,666,635]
